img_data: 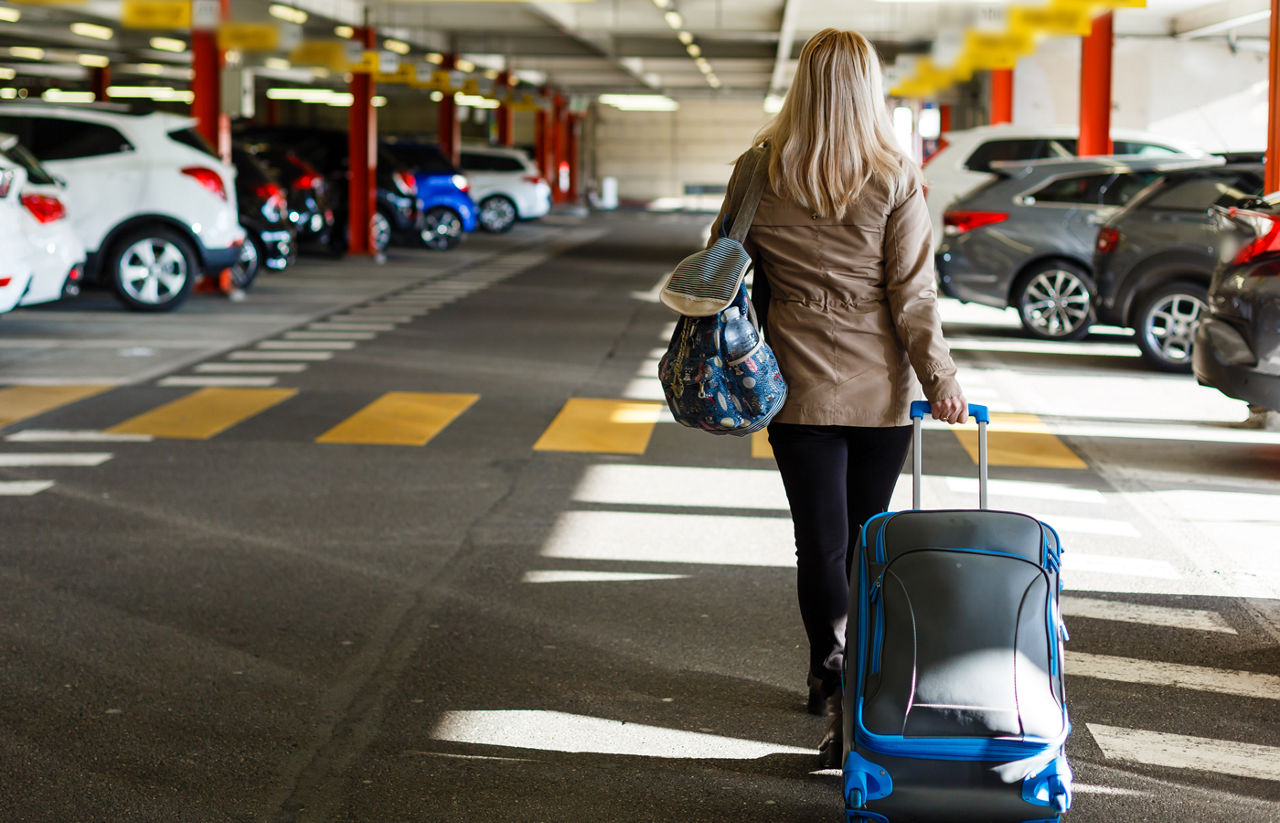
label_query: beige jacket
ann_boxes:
[708,149,961,427]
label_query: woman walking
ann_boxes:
[707,28,968,768]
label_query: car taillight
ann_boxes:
[943,210,1008,235]
[256,182,286,216]
[1229,209,1280,267]
[21,193,66,223]
[393,171,418,196]
[0,277,11,287]
[182,166,227,201]
[523,175,544,186]
[451,173,470,192]
[1096,226,1121,254]
[293,171,321,189]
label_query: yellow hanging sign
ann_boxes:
[289,39,356,71]
[375,63,418,84]
[121,0,191,29]
[1010,4,1094,37]
[217,22,281,52]
[348,49,380,74]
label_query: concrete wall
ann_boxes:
[1015,37,1268,152]
[591,101,772,203]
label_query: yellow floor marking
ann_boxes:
[951,412,1087,470]
[751,430,774,460]
[533,398,663,454]
[317,392,479,446]
[0,385,111,430]
[106,388,297,440]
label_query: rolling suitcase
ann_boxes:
[842,401,1073,823]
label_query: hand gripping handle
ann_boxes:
[909,401,990,510]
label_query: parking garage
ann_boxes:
[1,1,1279,821]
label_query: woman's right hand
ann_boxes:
[932,396,968,425]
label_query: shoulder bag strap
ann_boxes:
[725,146,770,244]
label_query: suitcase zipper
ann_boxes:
[854,719,1070,762]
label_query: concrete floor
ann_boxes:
[0,213,1277,822]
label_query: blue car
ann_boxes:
[381,141,477,250]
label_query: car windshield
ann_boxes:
[168,127,219,159]
[1148,173,1265,211]
[0,139,57,185]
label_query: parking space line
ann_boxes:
[0,385,112,430]
[533,398,663,454]
[158,376,281,388]
[1087,724,1280,782]
[950,412,1088,469]
[106,388,297,440]
[317,392,479,446]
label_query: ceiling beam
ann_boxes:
[1174,0,1269,38]
[525,1,656,91]
[768,0,799,95]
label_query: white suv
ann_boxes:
[458,145,551,233]
[0,104,242,311]
[924,125,1205,247]
[0,134,85,307]
[0,159,33,316]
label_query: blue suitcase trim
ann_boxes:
[1022,754,1073,813]
[843,751,893,808]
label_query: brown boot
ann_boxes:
[807,674,827,716]
[817,690,843,768]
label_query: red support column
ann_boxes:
[534,104,552,185]
[1266,0,1280,192]
[1079,12,1114,157]
[552,93,569,204]
[496,71,515,147]
[438,54,461,167]
[566,113,580,202]
[990,69,1013,125]
[191,0,229,160]
[89,66,110,101]
[940,104,952,136]
[348,26,377,256]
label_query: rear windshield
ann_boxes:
[1147,173,1266,211]
[460,152,528,173]
[384,142,457,173]
[168,127,218,158]
[965,138,1072,173]
[0,140,56,185]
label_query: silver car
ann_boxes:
[936,155,1218,340]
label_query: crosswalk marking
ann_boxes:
[1061,596,1237,635]
[158,376,280,388]
[1087,724,1280,782]
[316,392,478,446]
[1066,651,1280,701]
[307,322,396,332]
[533,398,663,454]
[0,480,55,495]
[522,570,690,583]
[283,331,377,341]
[228,351,334,361]
[944,476,1106,503]
[1062,552,1182,580]
[0,385,110,430]
[256,341,357,351]
[6,430,151,443]
[106,388,297,440]
[950,412,1088,470]
[0,453,112,467]
[335,313,415,322]
[1048,515,1140,537]
[195,363,308,373]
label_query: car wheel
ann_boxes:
[109,226,196,312]
[371,211,392,253]
[1013,262,1095,341]
[229,234,262,290]
[421,207,464,250]
[1134,281,1208,372]
[478,195,517,233]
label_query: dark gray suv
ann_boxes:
[936,156,1215,341]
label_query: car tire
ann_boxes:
[230,233,263,290]
[421,207,464,251]
[1013,262,1095,341]
[478,195,517,233]
[107,226,196,312]
[1133,281,1208,372]
[371,211,391,253]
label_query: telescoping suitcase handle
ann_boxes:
[909,400,990,511]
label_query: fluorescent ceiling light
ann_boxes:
[763,93,784,114]
[264,57,290,71]
[0,88,16,98]
[0,8,20,22]
[696,58,711,74]
[42,89,95,103]
[455,58,475,72]
[105,85,193,102]
[652,0,671,7]
[77,53,110,68]
[455,92,500,109]
[8,46,43,60]
[149,37,186,53]
[598,93,679,111]
[425,52,444,65]
[266,87,353,107]
[1178,9,1270,39]
[0,67,13,80]
[664,10,683,28]
[71,22,113,40]
[677,31,693,45]
[483,68,500,80]
[707,74,721,88]
[384,38,410,55]
[334,25,354,39]
[267,4,307,25]
[136,63,164,75]
[686,43,701,58]
[429,90,444,102]
[372,95,387,107]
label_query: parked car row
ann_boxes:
[0,102,552,317]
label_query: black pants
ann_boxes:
[767,422,913,697]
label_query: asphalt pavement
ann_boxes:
[0,212,1277,822]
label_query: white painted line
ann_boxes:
[542,511,794,567]
[306,323,396,332]
[6,430,152,443]
[945,476,1106,504]
[0,480,55,496]
[1050,516,1141,537]
[1061,596,1236,634]
[256,340,357,350]
[0,453,113,467]
[1087,724,1280,782]
[158,376,280,388]
[573,465,788,511]
[195,363,308,373]
[331,314,415,323]
[522,570,691,584]
[228,351,334,361]
[283,331,376,341]
[1062,553,1182,580]
[1067,651,1280,701]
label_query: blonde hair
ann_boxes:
[755,28,920,217]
